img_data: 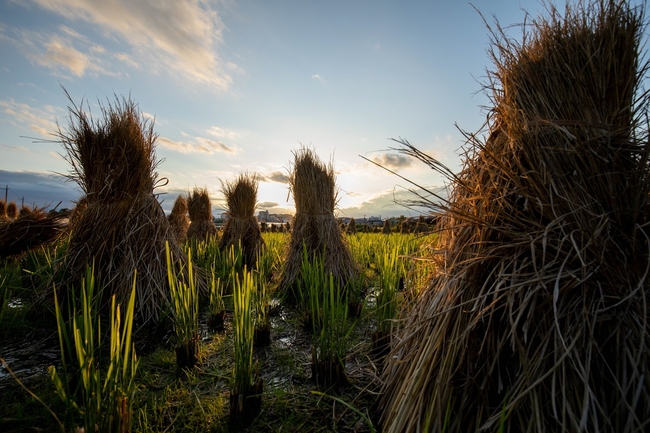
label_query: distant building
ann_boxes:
[258,210,270,221]
[367,215,383,226]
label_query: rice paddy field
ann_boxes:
[0,230,437,432]
[3,1,650,432]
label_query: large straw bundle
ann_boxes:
[380,2,650,432]
[187,187,218,241]
[54,93,193,325]
[219,173,264,267]
[0,208,65,259]
[168,194,190,244]
[280,147,360,298]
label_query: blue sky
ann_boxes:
[0,0,642,217]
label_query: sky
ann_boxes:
[0,0,645,218]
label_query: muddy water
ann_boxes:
[0,330,59,390]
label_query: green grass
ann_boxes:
[0,231,437,432]
[48,265,138,433]
[165,244,199,367]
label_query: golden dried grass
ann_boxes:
[219,172,264,267]
[0,208,65,259]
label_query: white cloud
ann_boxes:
[0,99,60,136]
[28,0,237,90]
[196,137,237,153]
[114,52,139,69]
[206,126,240,140]
[5,26,111,78]
[311,74,323,80]
[159,135,238,155]
[38,38,90,76]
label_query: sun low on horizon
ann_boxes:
[0,0,618,219]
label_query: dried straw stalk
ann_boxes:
[54,92,196,325]
[187,187,218,241]
[380,2,650,432]
[0,201,7,222]
[219,173,264,267]
[346,217,357,234]
[280,147,360,297]
[168,194,190,244]
[6,202,18,220]
[0,209,65,259]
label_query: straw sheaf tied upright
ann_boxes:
[280,147,360,297]
[54,93,197,326]
[219,173,264,268]
[168,194,190,244]
[380,2,650,432]
[6,202,18,220]
[187,187,218,241]
[0,201,7,222]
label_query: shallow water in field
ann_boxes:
[0,330,59,390]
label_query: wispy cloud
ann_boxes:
[207,126,240,140]
[2,24,112,78]
[371,153,413,170]
[311,74,323,82]
[37,38,91,76]
[0,99,60,136]
[258,201,279,209]
[27,0,237,90]
[158,136,237,155]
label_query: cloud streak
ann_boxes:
[158,136,237,155]
[260,170,289,184]
[371,153,413,170]
[28,0,236,90]
[0,99,60,136]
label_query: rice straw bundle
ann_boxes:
[412,215,427,233]
[346,218,357,234]
[219,173,265,267]
[54,93,196,325]
[187,187,218,241]
[18,206,32,219]
[381,220,391,234]
[380,2,650,432]
[168,194,190,243]
[0,208,65,259]
[280,147,360,298]
[0,201,7,222]
[6,202,18,220]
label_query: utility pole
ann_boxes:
[2,185,7,203]
[21,196,24,207]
